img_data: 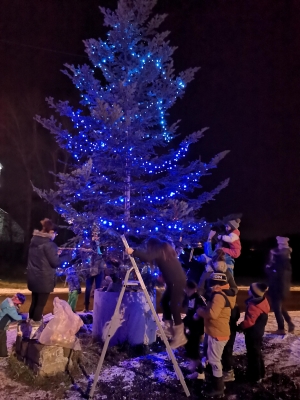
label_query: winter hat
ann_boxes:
[250,283,268,298]
[14,293,26,304]
[212,260,227,273]
[40,218,58,233]
[228,218,241,230]
[276,236,289,248]
[211,249,227,272]
[208,272,228,287]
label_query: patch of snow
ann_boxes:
[93,366,136,388]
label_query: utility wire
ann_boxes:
[0,38,89,59]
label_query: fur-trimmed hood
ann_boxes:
[32,230,54,239]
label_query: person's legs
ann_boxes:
[94,272,103,289]
[29,292,38,319]
[245,335,263,382]
[31,293,50,321]
[222,310,239,373]
[222,330,236,371]
[169,282,185,326]
[0,329,8,357]
[160,286,172,321]
[168,281,187,349]
[68,290,79,312]
[207,336,227,378]
[0,315,11,330]
[206,336,227,396]
[185,330,201,360]
[270,297,285,330]
[85,276,95,310]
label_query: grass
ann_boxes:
[6,350,82,399]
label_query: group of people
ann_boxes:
[0,217,296,399]
[126,218,295,398]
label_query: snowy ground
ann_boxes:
[0,312,299,399]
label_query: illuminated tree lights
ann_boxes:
[35,0,229,250]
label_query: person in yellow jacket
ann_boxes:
[196,272,236,398]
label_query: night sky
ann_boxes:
[1,0,300,241]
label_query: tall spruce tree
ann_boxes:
[35,0,229,255]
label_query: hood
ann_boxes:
[32,230,53,239]
[30,230,52,248]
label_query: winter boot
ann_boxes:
[288,322,295,334]
[205,376,224,398]
[223,369,235,382]
[187,371,205,380]
[170,323,187,349]
[29,320,43,339]
[162,320,174,338]
[272,329,286,335]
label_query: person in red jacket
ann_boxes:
[218,219,241,260]
[238,282,270,383]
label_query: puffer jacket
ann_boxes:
[27,230,61,293]
[240,296,270,338]
[265,247,292,300]
[0,298,22,329]
[197,284,236,340]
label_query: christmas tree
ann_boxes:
[35,0,229,258]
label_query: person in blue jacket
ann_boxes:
[0,293,26,357]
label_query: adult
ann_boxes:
[83,240,105,312]
[265,236,295,334]
[125,237,187,349]
[27,218,62,331]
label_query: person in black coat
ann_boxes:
[27,219,62,324]
[265,236,294,334]
[125,237,187,349]
[183,280,206,377]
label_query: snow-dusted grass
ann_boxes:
[1,311,300,399]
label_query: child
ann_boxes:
[183,280,206,378]
[238,283,270,383]
[204,230,235,273]
[196,273,236,398]
[66,267,81,312]
[0,293,26,357]
[218,219,242,260]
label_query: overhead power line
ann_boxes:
[0,38,88,59]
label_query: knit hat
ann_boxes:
[208,272,228,287]
[14,293,26,304]
[250,283,268,298]
[228,218,241,230]
[212,261,227,273]
[212,249,227,272]
[276,236,289,248]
